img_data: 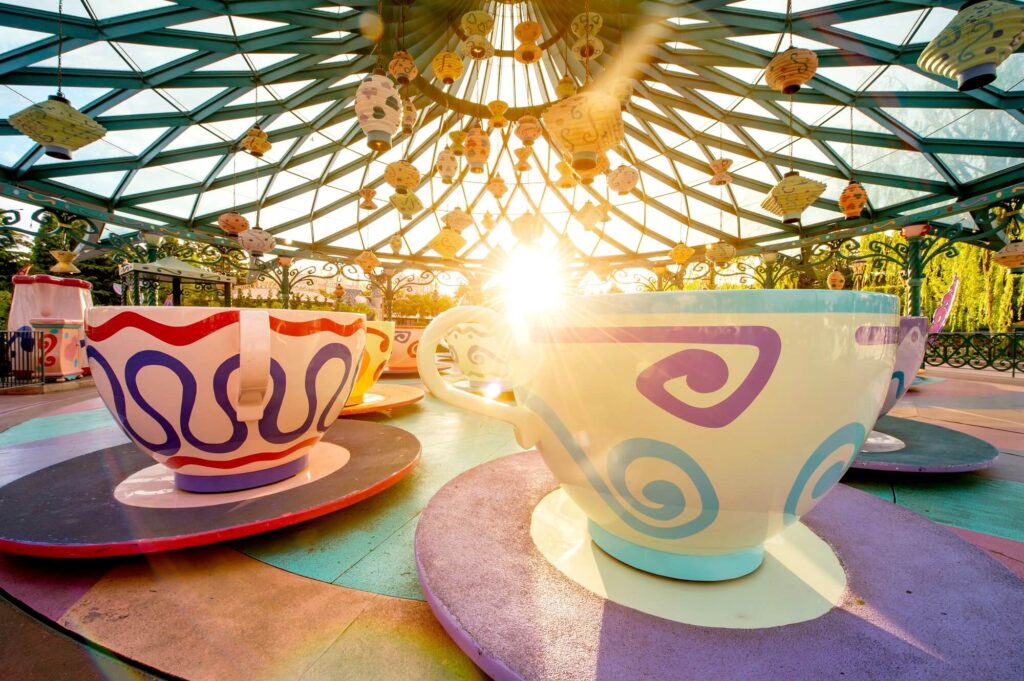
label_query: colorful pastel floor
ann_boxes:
[0,373,1022,679]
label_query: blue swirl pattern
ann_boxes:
[784,421,866,523]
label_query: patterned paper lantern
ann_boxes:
[464,126,490,173]
[826,269,846,290]
[918,0,1024,91]
[514,115,543,146]
[388,51,418,85]
[515,41,542,65]
[760,250,780,265]
[555,161,577,188]
[705,241,737,264]
[354,72,402,152]
[576,201,604,231]
[218,211,249,237]
[481,212,497,231]
[993,240,1024,269]
[359,187,378,210]
[571,11,603,37]
[488,100,509,128]
[512,213,544,243]
[461,10,494,36]
[402,99,417,134]
[458,35,495,61]
[514,20,543,64]
[761,171,827,223]
[49,250,80,274]
[765,47,819,94]
[432,51,464,85]
[669,242,695,265]
[543,92,623,171]
[607,165,639,195]
[389,192,423,219]
[839,180,868,219]
[449,130,467,156]
[486,175,508,199]
[513,147,532,172]
[242,125,271,157]
[435,147,458,183]
[384,160,420,194]
[902,223,931,238]
[238,226,276,256]
[430,228,466,259]
[572,36,605,61]
[555,74,578,100]
[389,234,404,255]
[709,158,733,186]
[355,250,381,273]
[275,255,294,268]
[443,207,474,232]
[9,94,106,160]
[576,152,609,185]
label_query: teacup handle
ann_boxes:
[236,309,271,422]
[418,306,541,449]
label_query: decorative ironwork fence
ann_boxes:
[925,332,1024,377]
[1,330,46,388]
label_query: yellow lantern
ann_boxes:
[607,164,639,195]
[543,92,623,171]
[435,148,458,183]
[464,125,490,174]
[355,250,381,273]
[9,94,106,160]
[443,207,474,232]
[709,158,733,186]
[390,192,423,220]
[514,115,543,145]
[918,0,1024,91]
[572,36,604,61]
[458,35,495,61]
[481,212,497,231]
[389,234,403,255]
[460,10,494,36]
[488,100,509,128]
[49,250,80,274]
[388,50,418,85]
[705,241,737,265]
[432,51,464,85]
[555,161,577,188]
[359,187,377,210]
[577,152,609,185]
[449,130,467,156]
[242,125,271,157]
[839,180,868,220]
[555,74,577,100]
[512,213,544,243]
[486,175,508,199]
[669,242,695,265]
[514,20,542,43]
[576,201,604,231]
[826,269,846,290]
[218,211,250,237]
[402,99,416,135]
[515,41,542,65]
[430,228,466,259]
[761,171,827,224]
[384,160,420,194]
[513,147,532,172]
[354,72,402,152]
[765,47,819,94]
[993,241,1024,269]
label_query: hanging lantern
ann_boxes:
[572,36,605,61]
[390,192,423,220]
[706,241,737,264]
[765,47,819,94]
[513,147,532,172]
[49,250,80,275]
[576,201,604,231]
[514,115,543,146]
[850,258,868,276]
[443,207,474,232]
[918,0,1024,91]
[514,20,543,64]
[761,171,827,224]
[355,250,381,273]
[839,180,868,220]
[543,92,623,171]
[276,255,294,268]
[458,35,495,61]
[993,240,1024,269]
[709,158,733,186]
[218,211,249,237]
[402,99,417,135]
[242,125,271,157]
[760,250,780,265]
[384,160,420,194]
[481,212,497,231]
[555,161,578,188]
[9,94,106,160]
[432,51,464,85]
[464,126,491,174]
[576,152,609,185]
[449,130,467,156]
[571,11,603,37]
[355,71,402,152]
[488,100,509,129]
[669,243,695,265]
[435,148,458,183]
[430,228,467,260]
[486,175,508,199]
[512,213,544,244]
[388,51,418,85]
[555,74,578,100]
[515,41,542,65]
[389,234,403,255]
[238,226,276,257]
[359,187,378,210]
[461,10,495,36]
[902,223,932,238]
[607,165,639,195]
[826,269,846,290]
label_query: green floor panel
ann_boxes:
[892,477,1024,543]
[333,517,424,599]
[0,408,115,448]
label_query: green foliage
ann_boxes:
[0,289,12,329]
[392,292,455,318]
[0,232,30,292]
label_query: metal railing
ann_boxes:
[1,330,46,388]
[925,331,1023,377]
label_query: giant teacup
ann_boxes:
[878,316,928,417]
[86,306,365,493]
[445,321,513,392]
[346,321,395,406]
[419,291,898,581]
[388,325,423,372]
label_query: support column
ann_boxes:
[906,235,924,316]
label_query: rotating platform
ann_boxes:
[415,450,1024,681]
[0,420,420,558]
[853,415,999,473]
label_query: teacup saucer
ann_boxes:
[852,415,998,472]
[340,383,425,416]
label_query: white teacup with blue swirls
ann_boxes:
[419,291,898,581]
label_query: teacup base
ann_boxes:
[860,430,906,453]
[588,520,765,582]
[175,455,309,493]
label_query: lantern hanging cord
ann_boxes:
[584,0,592,85]
[849,104,855,180]
[785,0,793,49]
[56,0,64,96]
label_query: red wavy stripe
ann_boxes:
[269,316,364,337]
[163,436,320,470]
[86,310,239,344]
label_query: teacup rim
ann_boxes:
[546,289,899,315]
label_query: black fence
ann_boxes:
[925,332,1024,378]
[0,330,46,389]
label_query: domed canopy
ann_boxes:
[0,0,1021,270]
